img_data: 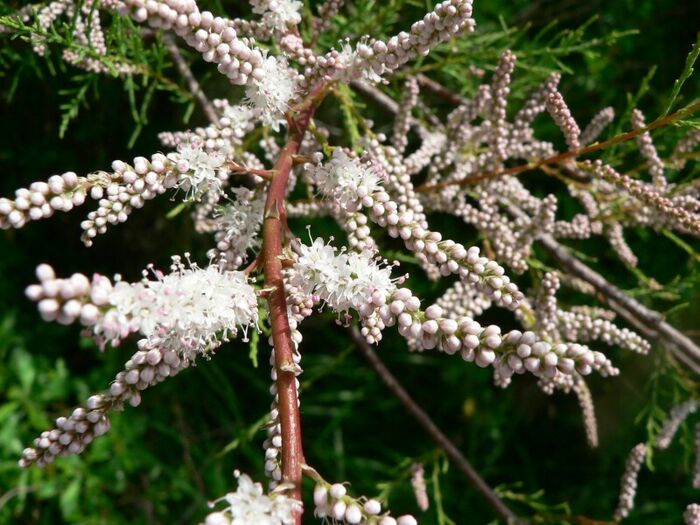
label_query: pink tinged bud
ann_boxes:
[475,349,496,367]
[380,518,398,525]
[332,501,347,520]
[146,349,162,365]
[313,485,328,506]
[72,192,86,206]
[390,300,405,315]
[508,354,523,372]
[62,172,78,186]
[484,335,502,348]
[397,516,418,525]
[63,300,82,319]
[409,322,422,338]
[129,392,142,407]
[38,299,59,321]
[372,290,387,306]
[553,343,568,356]
[36,264,55,281]
[524,357,540,373]
[577,363,592,375]
[444,335,461,354]
[542,352,559,367]
[439,318,458,334]
[422,319,438,335]
[398,312,413,327]
[558,357,575,374]
[462,334,480,350]
[139,367,155,384]
[163,350,180,367]
[41,279,59,298]
[86,395,103,410]
[516,344,531,358]
[405,296,421,311]
[80,304,99,325]
[48,175,65,193]
[329,483,347,499]
[69,273,91,295]
[25,284,43,301]
[90,286,111,306]
[364,499,381,515]
[532,342,549,357]
[345,504,363,524]
[125,370,140,385]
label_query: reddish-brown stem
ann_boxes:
[261,103,318,522]
[413,101,700,193]
[227,161,276,179]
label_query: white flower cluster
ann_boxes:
[209,188,266,268]
[309,149,383,212]
[203,471,302,525]
[245,55,299,130]
[250,0,302,33]
[288,238,397,313]
[167,140,228,201]
[27,255,259,356]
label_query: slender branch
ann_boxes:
[417,73,466,105]
[262,97,321,522]
[164,34,220,126]
[348,326,526,525]
[415,101,700,193]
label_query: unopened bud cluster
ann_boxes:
[20,340,187,468]
[313,482,416,525]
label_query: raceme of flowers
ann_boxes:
[0,139,230,245]
[25,255,259,355]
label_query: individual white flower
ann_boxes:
[168,141,227,201]
[202,471,302,525]
[309,149,382,211]
[245,55,298,131]
[289,238,396,312]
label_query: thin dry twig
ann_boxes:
[164,35,220,126]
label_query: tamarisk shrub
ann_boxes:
[1,0,700,523]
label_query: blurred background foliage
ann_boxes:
[0,0,699,523]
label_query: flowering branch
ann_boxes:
[261,95,323,520]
